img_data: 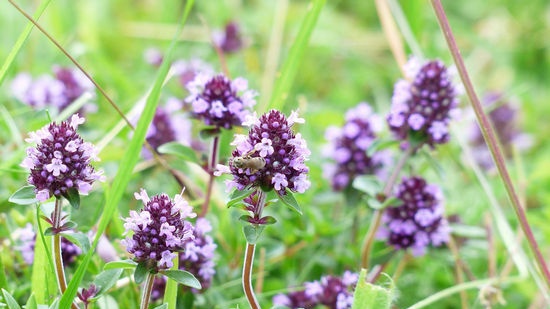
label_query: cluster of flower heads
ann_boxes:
[469,92,531,170]
[11,67,96,114]
[378,176,450,256]
[218,109,310,195]
[185,73,257,129]
[323,103,390,191]
[212,21,244,54]
[387,58,459,148]
[273,271,358,309]
[16,223,81,265]
[122,189,196,271]
[21,114,104,202]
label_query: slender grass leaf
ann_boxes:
[162,270,201,290]
[103,259,137,270]
[278,190,302,215]
[268,0,326,110]
[163,257,179,309]
[32,213,56,304]
[157,142,200,165]
[0,255,7,289]
[94,269,123,295]
[59,2,196,307]
[2,289,22,309]
[9,185,38,205]
[0,0,52,87]
[153,304,168,309]
[61,231,91,254]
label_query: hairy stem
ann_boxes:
[360,145,415,269]
[200,135,220,217]
[243,243,261,309]
[140,273,155,309]
[431,0,550,290]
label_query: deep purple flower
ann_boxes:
[213,21,243,53]
[122,189,196,271]
[378,176,450,256]
[323,103,390,191]
[78,284,99,305]
[387,58,459,147]
[219,110,310,195]
[11,67,96,114]
[16,223,82,265]
[185,74,257,129]
[21,114,104,202]
[273,271,358,309]
[180,217,217,292]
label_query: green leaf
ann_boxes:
[227,187,255,208]
[2,289,22,309]
[103,259,137,270]
[239,215,254,223]
[0,255,7,289]
[33,212,56,304]
[162,270,201,290]
[48,299,59,309]
[277,190,302,215]
[365,197,384,210]
[153,305,168,309]
[381,197,403,208]
[367,139,399,157]
[25,294,37,309]
[351,269,394,309]
[163,257,178,309]
[44,227,55,236]
[61,221,78,230]
[63,188,80,210]
[134,261,149,284]
[352,175,382,197]
[157,142,200,165]
[262,216,277,225]
[61,231,91,254]
[94,269,123,295]
[8,185,38,205]
[179,292,194,309]
[243,224,265,245]
[60,2,197,307]
[199,127,221,139]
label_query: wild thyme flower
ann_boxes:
[11,67,96,114]
[378,176,450,256]
[323,103,389,191]
[180,217,217,292]
[222,109,310,195]
[21,114,104,202]
[185,73,257,129]
[387,58,459,148]
[122,189,195,271]
[212,21,243,54]
[273,271,358,309]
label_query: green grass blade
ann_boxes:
[0,0,52,87]
[163,258,179,309]
[32,209,56,304]
[58,2,196,307]
[268,0,325,111]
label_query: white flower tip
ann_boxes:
[288,110,305,126]
[70,114,86,129]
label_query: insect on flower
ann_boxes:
[230,149,266,174]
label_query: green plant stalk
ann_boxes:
[360,145,415,269]
[140,273,155,309]
[199,135,220,217]
[243,242,261,309]
[430,0,550,290]
[163,255,179,309]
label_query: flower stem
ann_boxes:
[430,0,550,290]
[243,242,261,309]
[140,273,155,309]
[360,145,415,269]
[200,135,220,217]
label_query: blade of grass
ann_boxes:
[59,2,196,307]
[267,0,325,111]
[0,0,52,87]
[0,104,23,148]
[32,208,56,304]
[163,258,179,309]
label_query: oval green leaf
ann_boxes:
[8,185,38,205]
[161,269,201,290]
[278,190,302,215]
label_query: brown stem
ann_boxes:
[199,135,220,217]
[431,0,550,290]
[360,145,416,269]
[140,273,155,309]
[447,236,468,309]
[243,243,261,309]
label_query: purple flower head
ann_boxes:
[185,73,257,129]
[324,102,389,191]
[378,176,450,256]
[273,271,358,309]
[21,114,104,202]
[387,57,459,148]
[172,58,215,87]
[122,189,196,271]
[212,21,243,54]
[222,109,310,195]
[16,223,82,266]
[11,67,96,114]
[180,217,217,292]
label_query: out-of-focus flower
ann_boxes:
[122,189,196,271]
[21,114,104,202]
[143,48,214,87]
[378,176,450,256]
[273,271,358,309]
[220,109,310,196]
[185,74,257,129]
[323,102,390,191]
[212,21,243,54]
[387,57,459,148]
[11,67,96,114]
